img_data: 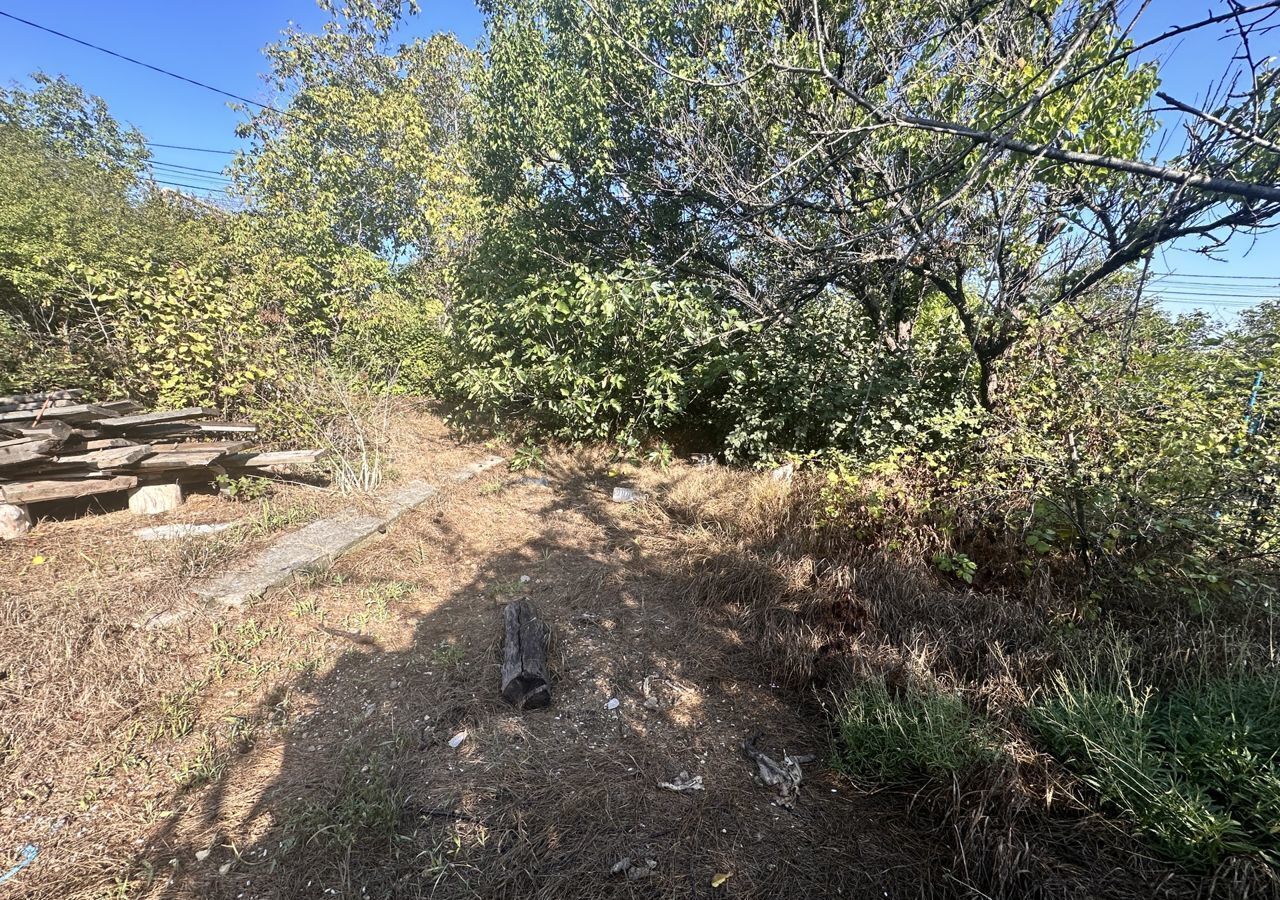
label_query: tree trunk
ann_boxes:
[500,597,552,710]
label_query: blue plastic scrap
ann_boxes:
[0,844,38,885]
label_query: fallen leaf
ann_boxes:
[30,555,45,565]
[712,872,731,888]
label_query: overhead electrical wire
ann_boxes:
[0,9,293,119]
[151,177,229,193]
[146,141,237,155]
[148,160,233,175]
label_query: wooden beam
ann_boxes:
[221,449,328,468]
[0,439,57,469]
[0,474,137,504]
[17,420,74,442]
[126,448,227,470]
[148,440,253,453]
[50,445,153,470]
[97,408,218,429]
[0,404,117,425]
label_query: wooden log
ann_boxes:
[0,474,138,504]
[0,503,32,540]
[500,597,552,710]
[221,449,328,469]
[0,439,57,469]
[97,407,218,430]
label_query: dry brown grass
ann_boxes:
[4,425,1270,899]
[619,460,1280,900]
[0,426,939,900]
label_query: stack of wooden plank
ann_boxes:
[0,389,326,509]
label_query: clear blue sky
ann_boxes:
[0,0,1275,313]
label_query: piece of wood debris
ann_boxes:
[501,597,553,710]
[0,474,138,504]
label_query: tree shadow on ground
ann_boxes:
[139,456,941,899]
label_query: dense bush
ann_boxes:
[450,262,731,447]
[711,295,970,462]
[333,290,448,395]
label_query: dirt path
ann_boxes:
[1,416,937,899]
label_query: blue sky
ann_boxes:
[0,0,1275,314]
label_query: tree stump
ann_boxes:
[0,504,32,540]
[501,597,552,710]
[128,483,184,516]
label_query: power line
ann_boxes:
[0,9,292,119]
[1149,271,1280,281]
[150,160,232,178]
[146,142,237,156]
[150,177,229,193]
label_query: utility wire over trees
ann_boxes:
[478,0,1280,406]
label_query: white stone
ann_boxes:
[133,522,235,541]
[128,483,185,515]
[0,504,32,540]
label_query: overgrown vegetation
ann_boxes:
[4,0,1280,895]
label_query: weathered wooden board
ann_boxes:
[148,440,253,454]
[0,474,138,504]
[0,439,57,469]
[126,448,227,470]
[222,449,328,468]
[17,420,74,442]
[50,445,154,470]
[98,408,218,429]
[500,597,552,710]
[83,437,136,450]
[0,404,117,425]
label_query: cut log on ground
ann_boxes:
[500,597,552,710]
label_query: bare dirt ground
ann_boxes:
[0,412,939,899]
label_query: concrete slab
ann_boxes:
[191,455,504,608]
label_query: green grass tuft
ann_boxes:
[1029,669,1280,869]
[833,677,1002,783]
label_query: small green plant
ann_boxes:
[215,473,273,502]
[509,440,545,472]
[151,680,204,740]
[1030,669,1280,868]
[430,640,465,670]
[932,551,977,584]
[174,733,226,790]
[486,576,525,599]
[282,744,404,854]
[834,678,1001,783]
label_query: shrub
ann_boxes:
[450,261,731,448]
[834,677,1002,784]
[712,294,969,463]
[332,289,448,395]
